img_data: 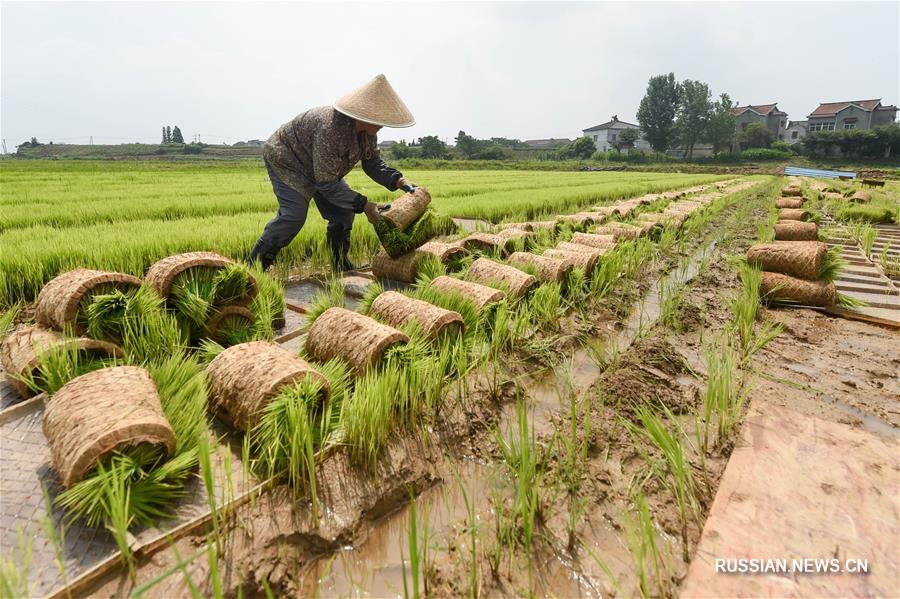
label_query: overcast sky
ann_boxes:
[2,1,898,147]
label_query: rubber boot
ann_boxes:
[247,238,278,271]
[327,227,355,272]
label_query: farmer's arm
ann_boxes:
[361,155,404,191]
[311,132,368,214]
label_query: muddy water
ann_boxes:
[300,239,720,597]
[452,217,492,233]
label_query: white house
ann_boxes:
[582,116,650,151]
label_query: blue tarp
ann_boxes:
[783,166,857,179]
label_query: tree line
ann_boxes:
[161,126,185,144]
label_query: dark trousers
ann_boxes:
[249,160,355,268]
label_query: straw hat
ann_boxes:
[333,74,415,128]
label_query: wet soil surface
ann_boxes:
[84,180,898,598]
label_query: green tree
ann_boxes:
[171,126,184,144]
[705,93,737,155]
[389,141,417,159]
[617,128,639,149]
[636,73,679,154]
[454,130,481,159]
[166,126,172,143]
[558,137,597,160]
[162,127,168,144]
[418,135,448,159]
[674,79,712,159]
[738,123,772,149]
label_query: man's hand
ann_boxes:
[364,201,391,225]
[397,177,417,193]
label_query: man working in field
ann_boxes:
[248,74,418,271]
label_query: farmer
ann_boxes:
[248,74,417,271]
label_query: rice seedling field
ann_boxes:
[0,160,726,305]
[2,165,897,599]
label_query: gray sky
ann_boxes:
[2,1,898,147]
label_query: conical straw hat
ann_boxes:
[333,74,415,128]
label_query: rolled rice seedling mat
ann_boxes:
[850,191,872,203]
[495,227,533,243]
[498,222,534,232]
[418,240,470,262]
[371,251,422,283]
[460,232,505,254]
[34,269,143,334]
[369,291,465,340]
[145,251,258,305]
[544,248,598,275]
[429,276,506,310]
[42,366,175,488]
[204,305,256,345]
[306,307,409,373]
[0,325,123,399]
[746,241,826,281]
[570,232,616,250]
[760,272,836,307]
[465,257,538,299]
[381,187,432,231]
[775,198,805,209]
[556,241,611,258]
[593,225,641,241]
[523,220,561,233]
[207,341,329,431]
[557,213,596,227]
[781,187,803,197]
[774,221,818,242]
[778,208,810,222]
[507,252,572,284]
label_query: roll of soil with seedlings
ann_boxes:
[465,257,538,299]
[570,232,616,249]
[429,275,506,310]
[774,221,819,241]
[369,291,465,340]
[778,208,811,221]
[746,241,828,280]
[781,186,803,197]
[374,189,443,259]
[145,251,257,305]
[207,341,329,431]
[760,272,836,307]
[371,251,423,283]
[459,232,506,255]
[665,201,702,213]
[593,224,642,240]
[499,222,533,231]
[775,198,805,209]
[544,248,598,275]
[0,325,123,398]
[417,240,470,272]
[306,307,409,373]
[34,268,143,339]
[556,240,610,258]
[42,366,176,488]
[557,213,596,228]
[204,305,256,346]
[850,191,872,203]
[507,252,573,284]
[495,226,533,243]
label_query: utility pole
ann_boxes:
[1,139,7,154]
[89,136,93,146]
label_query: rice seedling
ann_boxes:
[305,277,346,325]
[120,286,186,364]
[413,254,447,285]
[818,246,847,282]
[730,262,762,356]
[247,264,286,340]
[374,209,441,258]
[41,487,69,590]
[626,405,699,562]
[18,339,118,396]
[212,263,252,304]
[454,470,481,599]
[0,302,22,338]
[400,495,422,599]
[525,282,563,328]
[700,341,745,453]
[0,528,33,599]
[171,267,218,332]
[658,279,686,331]
[836,293,869,309]
[624,490,671,599]
[78,285,135,343]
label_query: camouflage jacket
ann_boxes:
[263,106,403,213]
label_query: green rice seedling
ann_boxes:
[198,339,227,364]
[627,405,698,562]
[197,433,221,554]
[819,246,847,283]
[496,395,542,554]
[756,222,774,243]
[77,285,134,343]
[526,282,563,329]
[358,281,384,315]
[130,542,206,599]
[412,254,446,285]
[207,540,224,599]
[98,456,138,578]
[454,470,480,599]
[836,293,869,309]
[247,265,286,341]
[859,225,877,257]
[730,262,762,356]
[744,318,783,361]
[624,490,670,599]
[562,266,587,306]
[211,311,256,347]
[410,284,482,338]
[0,302,22,338]
[701,341,744,453]
[659,279,686,331]
[120,286,185,364]
[374,210,440,258]
[305,277,346,325]
[0,528,33,598]
[41,487,68,589]
[171,267,218,330]
[835,204,896,224]
[19,335,118,396]
[340,368,402,465]
[150,352,209,453]
[401,495,421,599]
[212,263,252,304]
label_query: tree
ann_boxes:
[738,123,773,149]
[558,137,597,160]
[705,93,737,155]
[674,79,711,159]
[617,128,639,149]
[454,130,481,159]
[636,73,679,154]
[162,127,168,144]
[171,126,184,144]
[418,135,448,159]
[389,141,417,159]
[166,126,172,144]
